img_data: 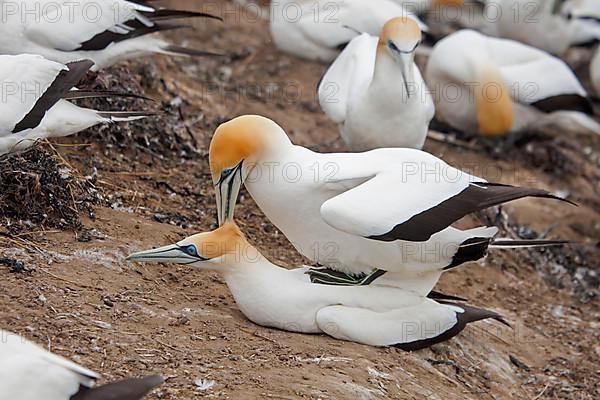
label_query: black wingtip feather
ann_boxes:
[71,375,164,400]
[427,290,468,302]
[162,45,225,57]
[63,90,155,102]
[12,59,94,133]
[143,9,223,22]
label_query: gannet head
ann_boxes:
[209,115,290,225]
[126,221,256,270]
[378,17,422,98]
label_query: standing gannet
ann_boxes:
[0,54,155,155]
[0,329,163,399]
[269,0,427,62]
[425,29,595,137]
[127,222,509,350]
[493,0,600,55]
[208,115,570,294]
[318,17,434,150]
[0,0,221,70]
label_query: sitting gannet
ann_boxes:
[0,329,163,399]
[425,29,595,137]
[0,54,155,155]
[494,0,600,55]
[208,115,569,294]
[127,222,509,350]
[318,17,434,150]
[0,0,221,70]
[269,0,427,62]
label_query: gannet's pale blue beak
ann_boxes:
[126,244,204,265]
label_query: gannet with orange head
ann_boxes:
[318,16,434,150]
[0,329,163,400]
[127,221,509,350]
[208,115,571,294]
[425,30,594,137]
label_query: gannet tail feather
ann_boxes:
[97,110,161,122]
[63,90,154,101]
[489,239,571,248]
[71,375,164,400]
[160,45,224,58]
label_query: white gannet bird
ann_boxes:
[269,0,427,62]
[0,54,155,155]
[318,17,434,150]
[208,115,570,295]
[425,29,595,137]
[0,329,163,399]
[127,221,509,350]
[0,0,221,70]
[494,0,600,55]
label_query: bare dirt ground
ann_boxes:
[1,1,599,399]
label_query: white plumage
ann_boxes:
[127,222,508,350]
[318,18,434,150]
[269,0,427,61]
[0,54,153,155]
[0,329,163,399]
[493,0,600,55]
[0,0,220,70]
[425,30,593,136]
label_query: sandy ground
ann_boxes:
[1,1,599,399]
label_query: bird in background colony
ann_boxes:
[559,0,600,22]
[209,115,570,296]
[0,329,163,400]
[493,0,600,55]
[0,0,221,70]
[127,221,509,350]
[0,54,155,155]
[318,17,434,150]
[425,30,597,138]
[269,0,427,62]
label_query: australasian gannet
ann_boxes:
[269,0,427,62]
[318,17,434,150]
[0,0,222,70]
[425,29,596,137]
[0,55,157,155]
[127,221,509,350]
[494,0,600,55]
[208,115,570,295]
[0,329,163,399]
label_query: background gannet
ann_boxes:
[127,222,509,350]
[0,0,221,70]
[0,329,163,399]
[0,54,156,155]
[494,0,600,55]
[425,29,595,137]
[269,0,427,62]
[318,17,434,150]
[209,115,570,295]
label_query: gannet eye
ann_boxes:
[184,245,198,257]
[221,167,233,178]
[388,40,400,53]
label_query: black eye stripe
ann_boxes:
[387,40,399,52]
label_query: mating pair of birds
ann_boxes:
[316,16,597,152]
[128,114,571,350]
[0,0,221,155]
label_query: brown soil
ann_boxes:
[1,1,598,399]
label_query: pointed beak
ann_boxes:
[126,244,199,265]
[216,160,244,225]
[398,60,412,99]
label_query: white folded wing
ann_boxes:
[317,33,379,123]
[0,54,67,136]
[319,149,481,241]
